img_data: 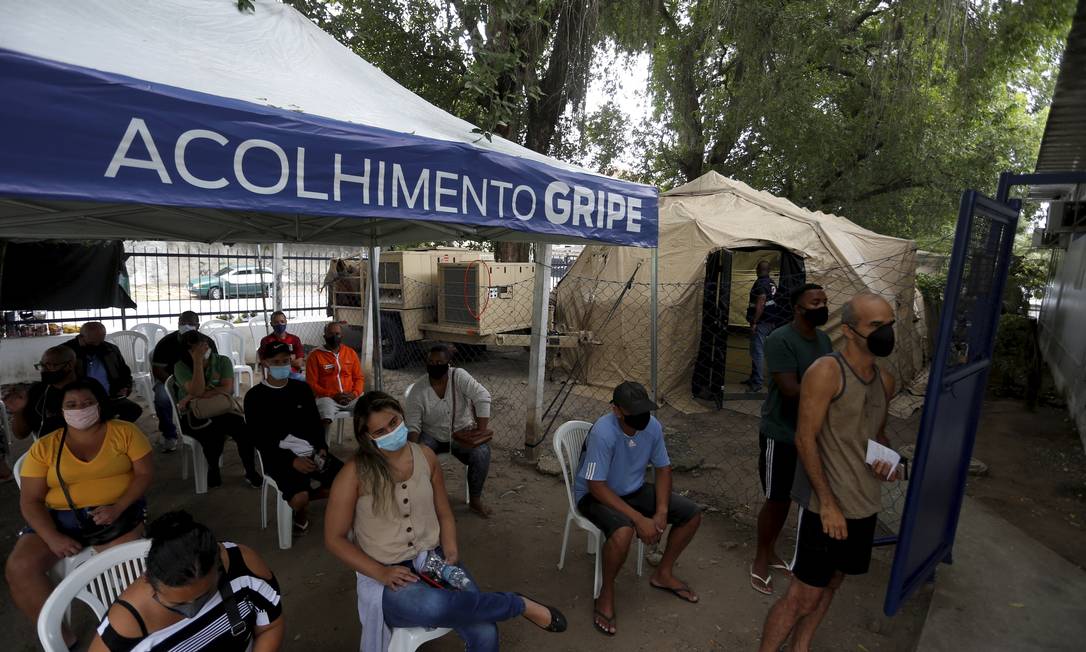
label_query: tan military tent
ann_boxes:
[552,172,925,412]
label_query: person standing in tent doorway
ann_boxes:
[750,283,833,596]
[744,260,784,392]
[758,293,900,652]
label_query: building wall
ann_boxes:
[1038,233,1086,448]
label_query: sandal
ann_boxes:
[592,609,616,636]
[750,566,773,596]
[650,579,699,603]
[518,595,567,633]
[770,561,792,575]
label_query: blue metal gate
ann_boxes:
[883,190,1019,615]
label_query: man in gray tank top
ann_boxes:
[758,293,901,652]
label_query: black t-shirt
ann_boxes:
[243,380,326,466]
[747,276,779,324]
[25,381,64,436]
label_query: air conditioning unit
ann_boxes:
[1047,201,1086,234]
[1032,228,1063,248]
[437,262,534,335]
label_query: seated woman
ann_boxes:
[5,379,153,648]
[90,510,284,652]
[324,391,567,652]
[259,311,305,380]
[173,330,260,488]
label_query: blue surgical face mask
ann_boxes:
[373,422,409,452]
[272,324,287,335]
[268,365,291,380]
[178,324,197,334]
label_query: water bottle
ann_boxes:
[415,550,472,590]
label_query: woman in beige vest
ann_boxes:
[324,391,566,652]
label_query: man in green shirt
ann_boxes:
[751,283,832,595]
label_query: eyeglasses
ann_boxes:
[33,361,70,371]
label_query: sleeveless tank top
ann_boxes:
[799,352,887,519]
[352,443,440,565]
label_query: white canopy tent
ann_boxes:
[0,0,658,451]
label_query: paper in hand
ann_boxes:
[866,440,901,479]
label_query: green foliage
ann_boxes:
[991,313,1041,404]
[916,272,948,305]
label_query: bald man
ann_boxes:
[758,293,900,652]
[3,346,80,438]
[63,321,142,424]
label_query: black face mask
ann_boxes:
[41,369,68,385]
[850,323,895,357]
[427,363,449,380]
[800,306,829,327]
[324,335,342,348]
[624,412,652,431]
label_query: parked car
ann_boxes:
[189,266,273,299]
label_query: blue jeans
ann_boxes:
[749,321,774,389]
[418,432,491,498]
[153,381,177,439]
[382,563,524,652]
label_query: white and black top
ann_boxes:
[96,542,282,652]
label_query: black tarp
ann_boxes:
[0,241,135,310]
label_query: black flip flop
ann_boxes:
[592,609,616,636]
[519,595,567,633]
[650,580,699,603]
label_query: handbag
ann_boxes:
[185,392,244,431]
[54,426,145,546]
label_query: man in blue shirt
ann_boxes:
[574,381,703,636]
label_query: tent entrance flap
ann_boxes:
[691,247,806,405]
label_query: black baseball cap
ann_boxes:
[612,381,659,414]
[259,340,292,359]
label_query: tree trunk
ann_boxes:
[494,242,532,262]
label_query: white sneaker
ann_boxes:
[161,438,179,453]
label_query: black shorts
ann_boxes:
[577,483,701,539]
[758,434,797,502]
[268,454,344,501]
[791,507,877,588]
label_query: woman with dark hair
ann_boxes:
[6,379,153,648]
[90,510,284,651]
[173,329,260,488]
[325,391,566,652]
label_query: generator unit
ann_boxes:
[436,261,534,335]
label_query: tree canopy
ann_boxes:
[285,0,1075,247]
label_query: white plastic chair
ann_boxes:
[388,626,453,652]
[106,331,154,406]
[553,420,643,599]
[14,452,98,624]
[165,376,210,495]
[37,539,151,652]
[247,313,270,342]
[131,323,168,349]
[210,329,253,396]
[256,451,293,550]
[403,383,469,506]
[200,318,235,332]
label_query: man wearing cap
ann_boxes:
[574,381,703,636]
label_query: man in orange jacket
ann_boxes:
[306,322,365,428]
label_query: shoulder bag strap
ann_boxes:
[450,367,457,434]
[54,426,94,528]
[218,558,249,638]
[114,600,150,637]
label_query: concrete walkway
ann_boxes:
[917,496,1086,651]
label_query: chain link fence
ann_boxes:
[325,247,931,536]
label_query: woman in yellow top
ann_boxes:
[325,391,566,652]
[5,379,153,648]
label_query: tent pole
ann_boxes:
[524,242,552,461]
[272,243,284,314]
[367,243,383,392]
[650,246,659,405]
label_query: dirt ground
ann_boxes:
[0,401,930,651]
[966,398,1086,570]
